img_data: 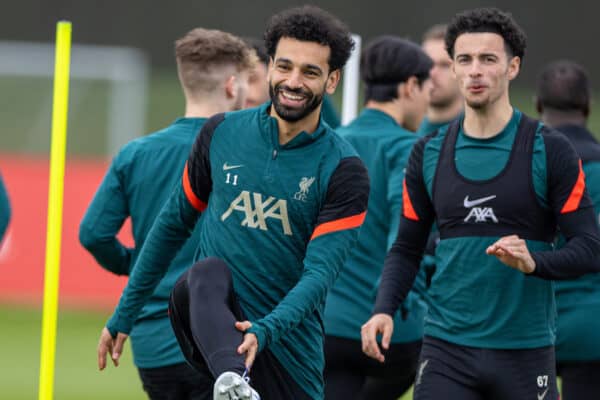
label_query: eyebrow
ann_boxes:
[275,57,324,74]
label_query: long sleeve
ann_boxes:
[531,131,600,279]
[0,174,10,242]
[247,157,369,350]
[106,115,218,336]
[373,138,435,317]
[79,158,133,275]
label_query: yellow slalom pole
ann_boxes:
[38,21,72,400]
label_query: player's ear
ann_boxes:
[507,56,520,81]
[225,75,236,99]
[325,69,341,95]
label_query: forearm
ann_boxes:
[79,226,133,275]
[531,208,600,280]
[107,187,198,335]
[373,218,430,316]
[248,230,356,350]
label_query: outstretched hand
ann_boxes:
[361,313,394,363]
[97,327,129,370]
[235,321,258,369]
[486,234,536,274]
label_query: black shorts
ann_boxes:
[137,362,212,400]
[413,336,558,400]
[557,361,600,400]
[324,335,421,400]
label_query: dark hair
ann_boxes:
[445,8,526,60]
[264,5,354,71]
[537,60,590,115]
[422,24,447,43]
[243,37,269,66]
[361,36,432,102]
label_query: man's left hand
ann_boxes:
[486,234,536,274]
[235,321,258,369]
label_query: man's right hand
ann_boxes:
[97,327,129,370]
[361,313,394,363]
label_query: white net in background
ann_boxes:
[0,41,149,157]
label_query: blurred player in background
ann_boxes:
[244,36,341,127]
[0,173,10,243]
[243,37,270,109]
[417,24,462,136]
[80,28,254,400]
[97,6,368,400]
[323,36,432,400]
[536,60,600,400]
[362,7,600,399]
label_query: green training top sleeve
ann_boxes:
[247,157,369,351]
[530,130,600,279]
[79,154,133,276]
[105,115,219,335]
[0,174,10,242]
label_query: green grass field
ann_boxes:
[0,304,413,399]
[0,305,145,400]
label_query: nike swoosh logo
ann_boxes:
[537,387,549,400]
[223,163,243,171]
[463,195,497,208]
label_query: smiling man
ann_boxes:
[97,5,368,400]
[361,7,600,400]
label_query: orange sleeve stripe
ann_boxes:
[310,211,367,240]
[561,159,586,214]
[182,162,207,212]
[402,179,419,221]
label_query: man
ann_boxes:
[80,28,255,399]
[243,37,270,109]
[417,24,462,136]
[362,8,600,400]
[97,6,368,400]
[0,173,10,243]
[244,37,341,127]
[536,60,600,400]
[323,36,431,400]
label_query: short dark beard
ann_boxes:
[269,81,324,122]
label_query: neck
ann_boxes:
[270,104,322,145]
[541,109,587,129]
[427,97,463,124]
[365,101,404,126]
[184,97,231,118]
[463,96,513,139]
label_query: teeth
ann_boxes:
[281,92,303,101]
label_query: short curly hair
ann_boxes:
[445,8,527,60]
[537,60,590,115]
[264,5,354,72]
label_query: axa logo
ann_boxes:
[293,177,315,202]
[463,195,498,223]
[221,190,292,235]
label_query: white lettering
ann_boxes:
[221,190,292,235]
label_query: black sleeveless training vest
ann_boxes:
[431,114,556,242]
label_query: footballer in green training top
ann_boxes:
[363,8,600,400]
[97,6,369,400]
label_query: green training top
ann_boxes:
[80,118,206,368]
[106,103,369,399]
[553,125,600,361]
[325,108,425,343]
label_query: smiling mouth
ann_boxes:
[279,90,307,106]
